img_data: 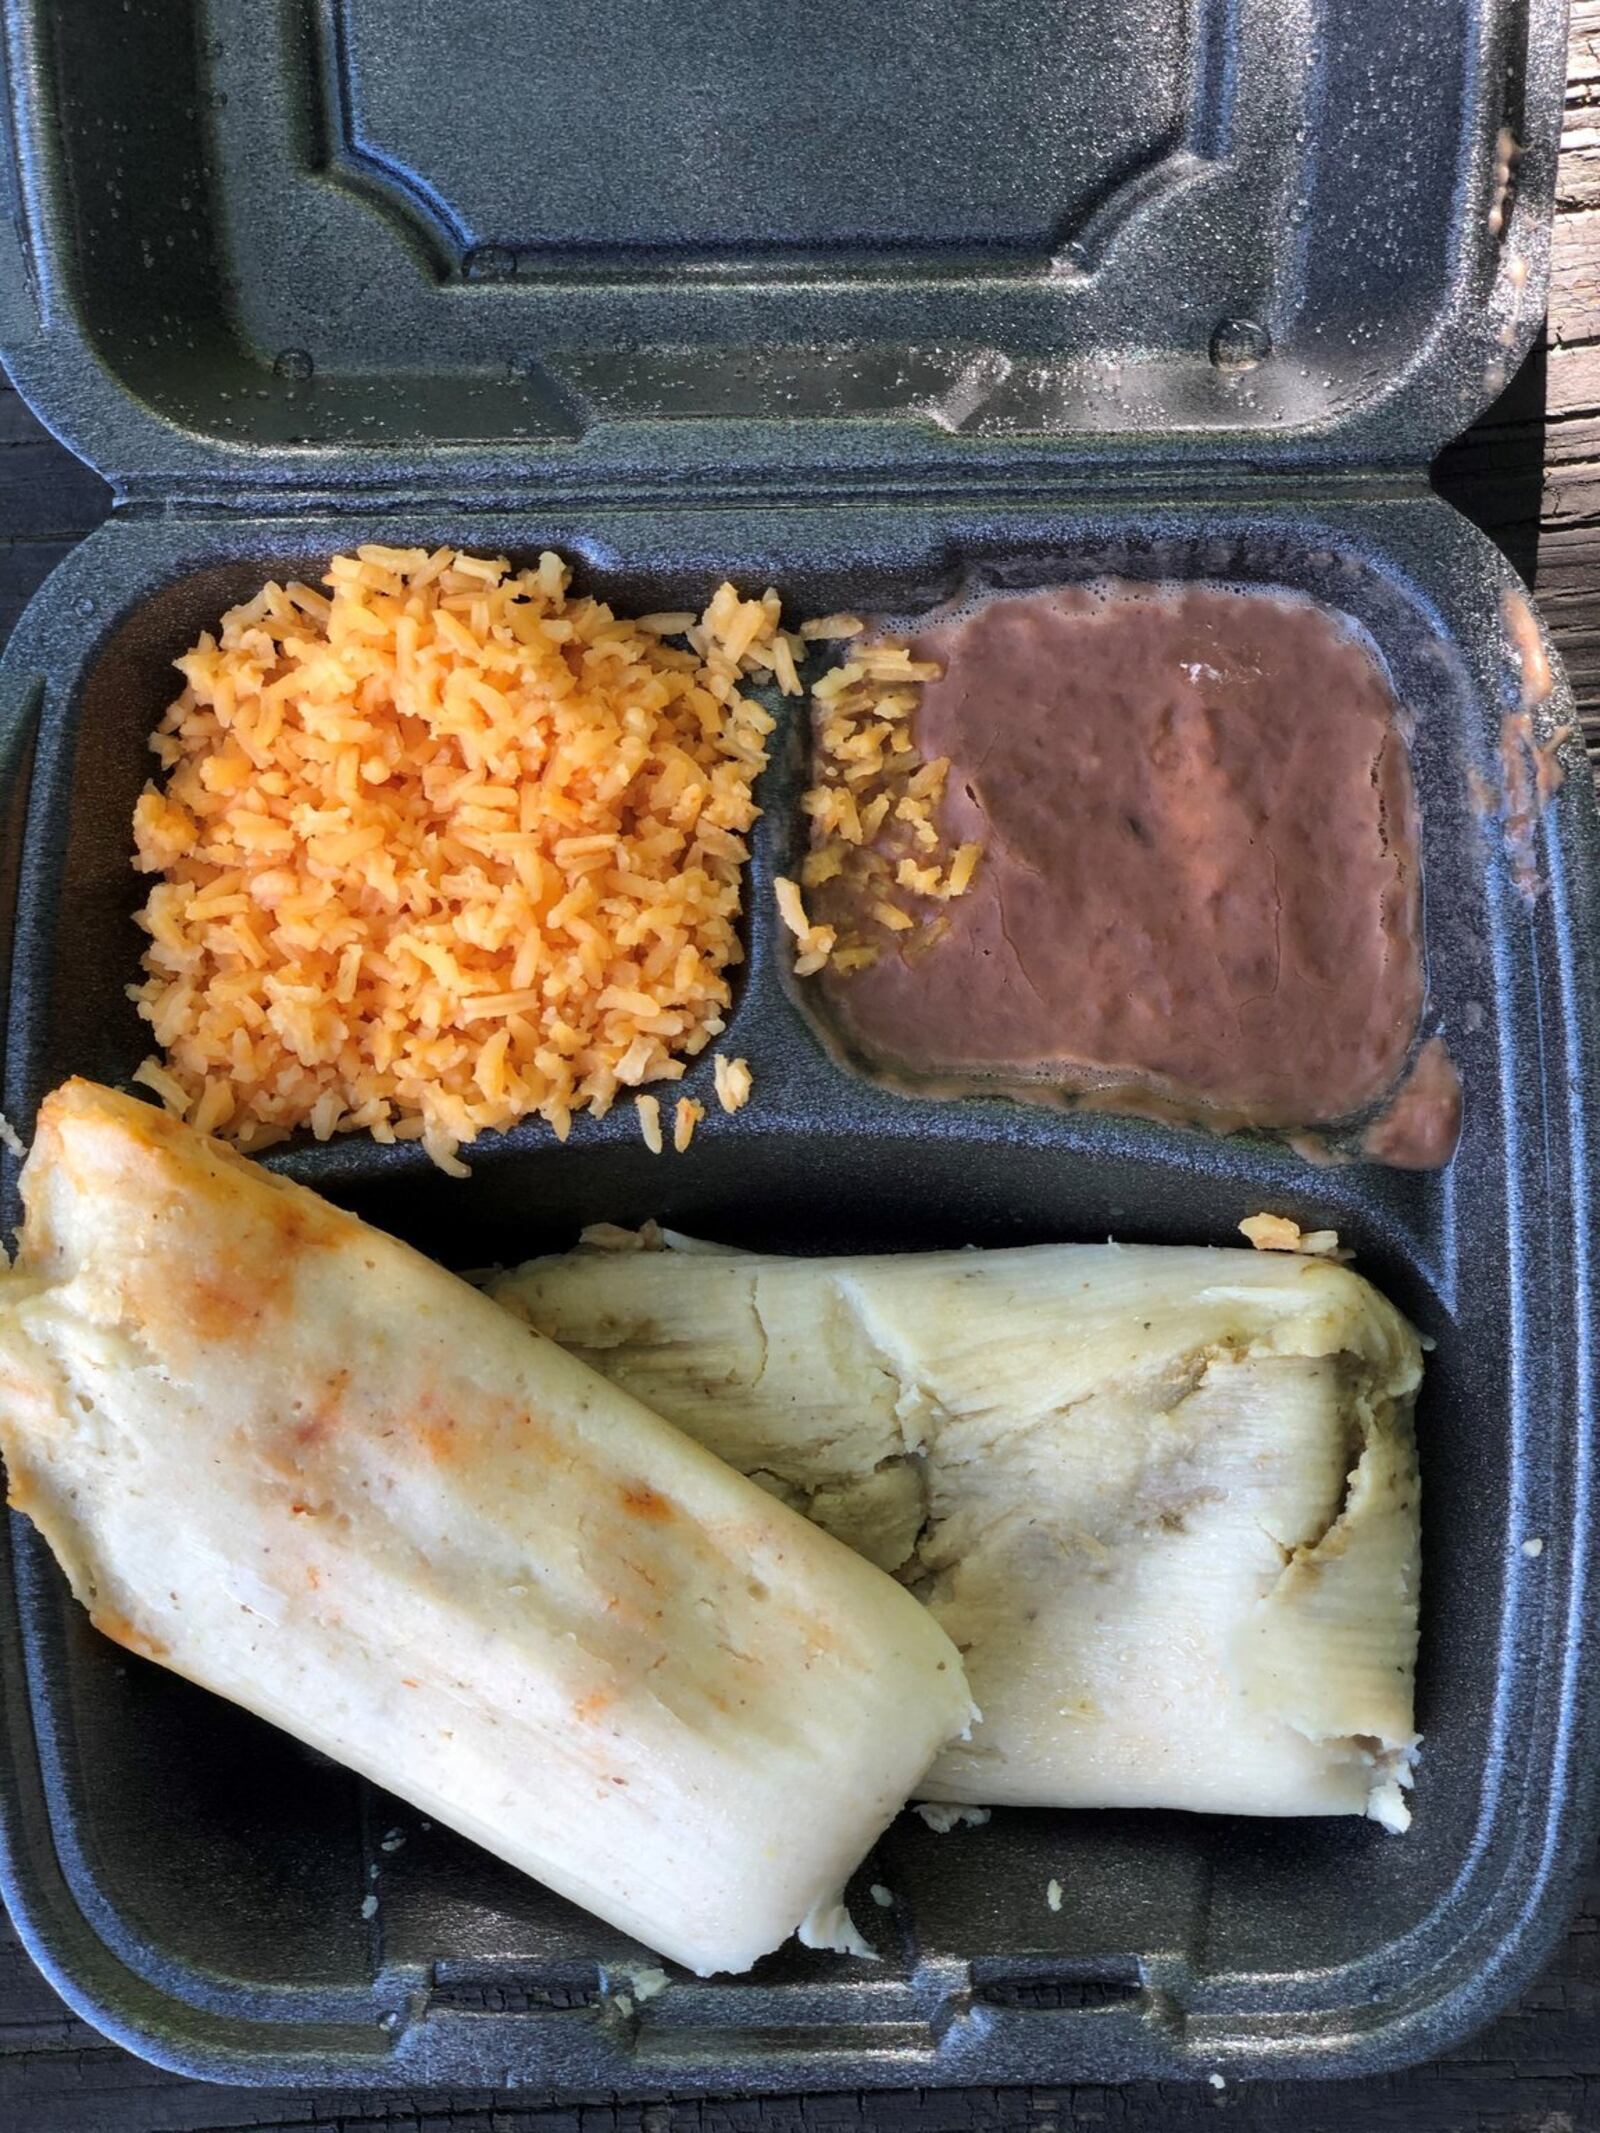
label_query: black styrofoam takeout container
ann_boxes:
[0,0,1594,2096]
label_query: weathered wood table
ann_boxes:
[1,10,1597,2130]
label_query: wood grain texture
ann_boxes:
[1547,1,1600,763]
[0,12,1598,2132]
[1437,0,1600,769]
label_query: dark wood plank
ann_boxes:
[0,11,1599,2130]
[1539,0,1600,764]
[1557,2,1600,220]
[0,402,110,541]
[1432,0,1600,764]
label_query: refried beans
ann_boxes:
[810,580,1434,1144]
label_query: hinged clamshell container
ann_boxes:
[0,0,1595,2096]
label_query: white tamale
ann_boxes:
[0,1083,974,1975]
[491,1232,1424,1827]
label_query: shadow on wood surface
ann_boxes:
[1434,334,1551,590]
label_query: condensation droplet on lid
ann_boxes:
[1209,318,1271,375]
[74,596,96,618]
[274,348,313,380]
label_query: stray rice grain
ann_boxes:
[713,1054,752,1114]
[635,1093,664,1156]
